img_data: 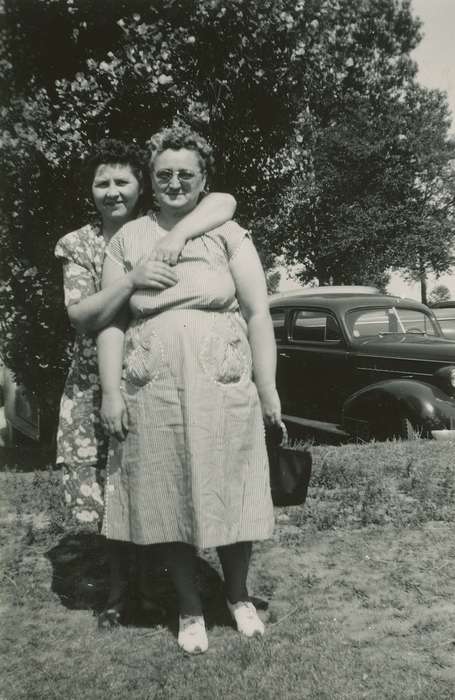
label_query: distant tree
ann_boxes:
[266,270,281,295]
[388,87,455,304]
[263,64,455,292]
[428,284,452,305]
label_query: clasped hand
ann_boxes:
[152,229,186,266]
[129,259,178,290]
[128,230,187,289]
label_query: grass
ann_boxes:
[2,439,455,699]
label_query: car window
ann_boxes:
[270,309,286,341]
[398,309,437,334]
[291,310,342,343]
[432,308,455,339]
[347,307,438,338]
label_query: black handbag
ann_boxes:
[266,423,312,507]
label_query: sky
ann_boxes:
[410,0,455,122]
[280,0,455,299]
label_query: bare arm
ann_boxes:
[97,257,131,441]
[229,239,281,427]
[153,192,237,264]
[67,261,177,334]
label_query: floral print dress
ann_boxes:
[55,224,108,526]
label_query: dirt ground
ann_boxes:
[252,518,455,688]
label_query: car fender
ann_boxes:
[342,379,455,432]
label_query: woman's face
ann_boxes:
[91,163,142,226]
[151,149,206,217]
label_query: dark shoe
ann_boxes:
[97,607,122,631]
[97,593,126,631]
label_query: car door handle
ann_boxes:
[279,352,291,359]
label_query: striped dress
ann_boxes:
[102,213,274,548]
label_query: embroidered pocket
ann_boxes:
[124,330,164,387]
[200,314,250,385]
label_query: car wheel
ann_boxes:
[373,416,415,441]
[397,417,415,439]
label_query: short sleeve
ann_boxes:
[55,229,96,307]
[218,221,251,261]
[105,231,126,268]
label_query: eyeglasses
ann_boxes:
[154,169,202,184]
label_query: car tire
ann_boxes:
[397,417,415,440]
[373,416,415,441]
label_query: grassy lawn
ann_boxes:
[2,439,455,699]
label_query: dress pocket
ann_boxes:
[124,328,165,387]
[200,314,251,385]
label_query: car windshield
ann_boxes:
[346,306,439,339]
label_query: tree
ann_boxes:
[257,21,455,291]
[1,0,325,437]
[266,270,281,295]
[428,284,451,305]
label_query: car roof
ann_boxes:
[269,290,430,313]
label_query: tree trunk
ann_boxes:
[417,253,428,305]
[420,274,428,305]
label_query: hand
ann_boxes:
[152,230,187,265]
[100,391,129,441]
[258,385,282,427]
[128,259,178,290]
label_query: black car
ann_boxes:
[270,288,455,442]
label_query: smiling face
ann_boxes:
[151,148,206,219]
[91,163,142,228]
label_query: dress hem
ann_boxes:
[101,524,275,548]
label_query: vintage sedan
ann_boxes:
[270,288,455,442]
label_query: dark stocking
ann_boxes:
[159,542,203,617]
[105,538,130,610]
[136,544,157,605]
[217,541,252,604]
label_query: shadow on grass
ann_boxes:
[45,533,267,634]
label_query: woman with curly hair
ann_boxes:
[54,137,236,628]
[98,127,281,653]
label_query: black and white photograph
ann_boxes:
[1,1,455,697]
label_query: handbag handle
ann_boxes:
[279,421,289,447]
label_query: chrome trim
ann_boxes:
[355,366,431,377]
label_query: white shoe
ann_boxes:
[178,615,208,654]
[227,600,265,637]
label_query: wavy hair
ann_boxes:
[148,126,214,180]
[85,138,148,188]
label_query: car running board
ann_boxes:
[281,414,350,439]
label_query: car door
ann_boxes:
[278,307,350,423]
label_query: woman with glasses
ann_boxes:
[54,138,237,629]
[98,126,281,653]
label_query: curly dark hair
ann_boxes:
[85,138,148,188]
[148,126,215,179]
